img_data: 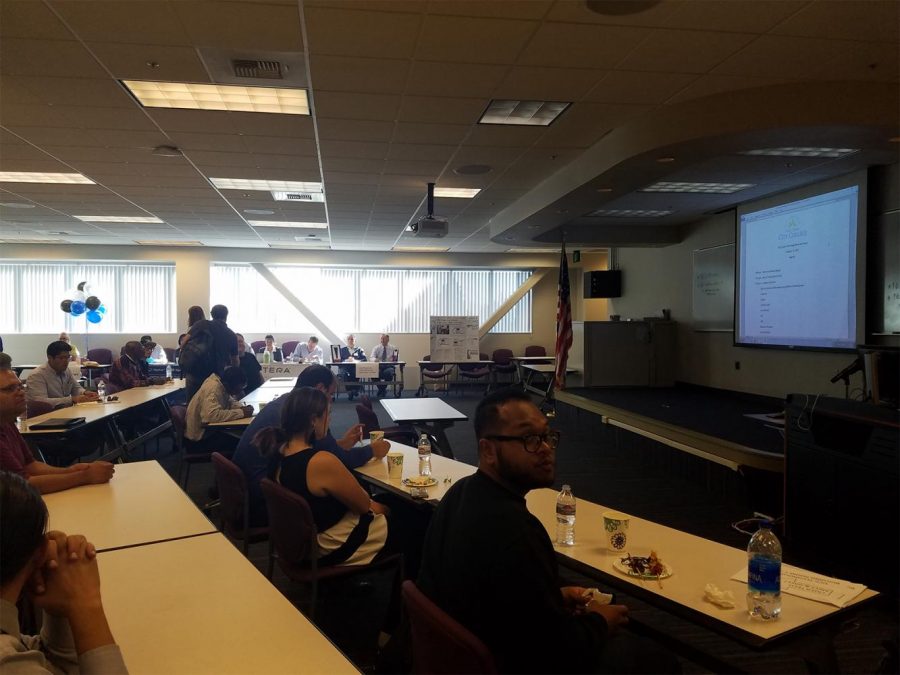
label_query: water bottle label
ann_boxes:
[748,556,780,593]
[556,504,576,516]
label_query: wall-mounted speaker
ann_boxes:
[584,270,622,298]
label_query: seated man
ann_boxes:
[0,366,115,494]
[255,335,282,362]
[235,333,263,394]
[417,388,677,674]
[184,366,252,454]
[371,334,397,397]
[290,335,323,363]
[108,341,148,391]
[25,341,98,410]
[0,473,127,673]
[338,334,366,400]
[232,364,389,526]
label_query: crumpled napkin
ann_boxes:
[703,583,736,608]
[582,588,614,606]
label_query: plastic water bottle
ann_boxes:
[417,433,432,476]
[165,363,173,380]
[747,520,782,620]
[263,350,271,364]
[556,485,576,546]
[96,380,106,400]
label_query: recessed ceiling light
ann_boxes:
[392,246,449,252]
[641,181,754,194]
[248,220,328,229]
[151,145,183,157]
[589,209,673,217]
[210,178,322,191]
[0,202,36,208]
[0,238,68,244]
[596,187,614,193]
[889,137,900,143]
[0,172,94,184]
[74,215,164,223]
[134,240,204,246]
[122,80,309,115]
[479,100,571,126]
[741,147,859,158]
[243,209,275,215]
[507,248,560,253]
[454,164,493,176]
[656,157,676,163]
[433,188,481,198]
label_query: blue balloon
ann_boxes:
[86,309,103,323]
[70,300,86,316]
[97,303,107,314]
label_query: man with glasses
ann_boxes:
[417,388,675,674]
[0,360,114,494]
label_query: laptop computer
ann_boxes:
[28,417,86,430]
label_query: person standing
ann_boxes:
[236,333,264,394]
[371,334,397,397]
[182,304,238,403]
[25,342,98,410]
[187,305,205,329]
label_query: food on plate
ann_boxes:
[620,550,665,578]
[403,475,435,487]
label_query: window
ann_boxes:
[0,261,176,334]
[210,264,532,334]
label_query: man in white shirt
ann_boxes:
[185,366,252,453]
[25,341,98,410]
[291,335,324,363]
[371,334,397,397]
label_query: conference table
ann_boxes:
[42,460,357,674]
[354,447,878,672]
[379,398,467,459]
[327,360,406,398]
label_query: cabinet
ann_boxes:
[581,320,676,387]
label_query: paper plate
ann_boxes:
[402,476,437,488]
[613,558,673,580]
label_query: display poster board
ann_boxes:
[430,316,480,361]
[692,244,734,332]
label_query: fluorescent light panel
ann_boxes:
[74,215,163,223]
[0,238,68,244]
[210,178,322,192]
[589,209,673,217]
[134,240,204,246]
[479,100,570,126]
[249,220,328,229]
[392,246,449,252]
[433,188,481,198]
[0,172,94,184]
[122,80,309,115]
[741,147,859,158]
[507,248,561,253]
[641,181,754,194]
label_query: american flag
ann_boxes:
[554,242,573,390]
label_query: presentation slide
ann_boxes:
[737,185,859,350]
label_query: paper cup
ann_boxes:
[369,430,385,443]
[602,511,630,552]
[386,451,404,479]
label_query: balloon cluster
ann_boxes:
[60,281,106,324]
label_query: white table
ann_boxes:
[98,534,357,674]
[42,460,216,552]
[354,442,476,503]
[521,363,578,405]
[379,398,468,459]
[207,379,294,428]
[525,488,878,667]
[259,361,311,381]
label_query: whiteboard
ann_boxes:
[692,244,734,332]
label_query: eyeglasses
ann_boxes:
[484,430,560,453]
[0,382,25,394]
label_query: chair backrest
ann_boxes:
[422,355,445,372]
[491,348,513,365]
[355,404,381,436]
[163,347,175,362]
[25,399,54,418]
[459,353,490,373]
[169,405,187,447]
[402,580,497,675]
[282,340,299,357]
[86,347,113,364]
[524,345,547,357]
[261,478,317,568]
[250,340,265,352]
[211,452,247,536]
[100,373,121,395]
[358,394,373,410]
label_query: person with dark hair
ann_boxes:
[254,388,390,565]
[290,336,323,363]
[139,336,167,364]
[0,472,127,672]
[25,341,98,410]
[185,366,252,453]
[232,364,388,526]
[108,341,148,391]
[0,369,114,494]
[255,334,283,363]
[187,305,205,328]
[235,334,263,394]
[183,304,238,403]
[417,388,677,674]
[173,333,188,363]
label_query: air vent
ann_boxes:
[233,59,284,80]
[272,190,325,203]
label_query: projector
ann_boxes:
[412,216,449,238]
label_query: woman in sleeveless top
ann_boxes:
[253,387,388,566]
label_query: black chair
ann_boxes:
[355,404,418,447]
[211,452,269,557]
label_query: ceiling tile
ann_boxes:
[51,1,191,45]
[464,124,543,148]
[63,106,161,131]
[87,42,209,81]
[313,91,401,121]
[305,6,422,58]
[317,118,395,142]
[391,122,470,145]
[665,0,807,34]
[1,1,74,40]
[146,109,237,134]
[617,29,757,74]
[396,95,486,125]
[517,23,647,69]
[173,2,303,52]
[415,15,538,65]
[771,0,899,43]
[405,61,507,98]
[665,74,793,105]
[427,0,552,20]
[584,70,699,105]
[229,113,315,139]
[320,140,388,160]
[536,102,649,148]
[383,159,447,178]
[386,143,457,162]
[324,157,384,174]
[493,66,606,101]
[310,55,410,94]
[1,38,108,78]
[240,136,318,156]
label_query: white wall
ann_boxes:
[2,244,561,388]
